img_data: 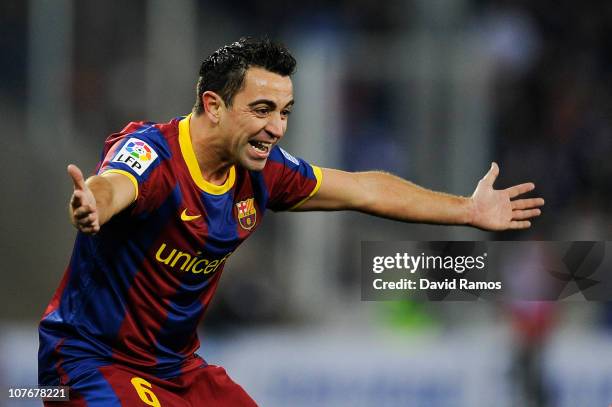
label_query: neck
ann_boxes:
[189,113,233,185]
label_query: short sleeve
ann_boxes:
[264,146,322,211]
[96,123,167,206]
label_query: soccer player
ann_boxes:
[38,37,544,406]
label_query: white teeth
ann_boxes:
[250,141,269,153]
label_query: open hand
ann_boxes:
[470,163,544,231]
[68,164,100,234]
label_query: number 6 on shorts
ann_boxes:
[130,377,161,407]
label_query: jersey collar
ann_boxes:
[178,114,236,195]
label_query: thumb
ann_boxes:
[482,162,499,186]
[67,164,86,191]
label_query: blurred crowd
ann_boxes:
[488,0,612,239]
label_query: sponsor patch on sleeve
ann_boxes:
[111,138,159,176]
[279,147,300,166]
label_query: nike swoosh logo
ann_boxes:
[180,209,201,221]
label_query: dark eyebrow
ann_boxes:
[248,99,295,109]
[248,99,277,109]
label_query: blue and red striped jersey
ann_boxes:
[38,115,322,385]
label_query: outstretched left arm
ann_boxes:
[295,163,544,231]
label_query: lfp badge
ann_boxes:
[236,198,257,230]
[112,137,158,176]
[126,140,153,160]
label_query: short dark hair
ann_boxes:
[193,37,297,114]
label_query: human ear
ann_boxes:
[202,91,224,124]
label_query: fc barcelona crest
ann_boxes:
[236,198,257,230]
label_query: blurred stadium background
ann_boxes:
[1,0,612,406]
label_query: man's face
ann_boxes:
[219,67,294,171]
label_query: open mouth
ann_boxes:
[248,140,270,154]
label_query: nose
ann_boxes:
[265,112,285,140]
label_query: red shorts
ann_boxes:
[44,363,257,406]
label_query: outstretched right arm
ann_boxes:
[67,164,136,234]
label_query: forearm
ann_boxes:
[353,172,474,225]
[84,175,117,226]
[300,165,542,231]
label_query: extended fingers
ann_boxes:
[509,220,531,229]
[511,197,545,210]
[505,182,535,198]
[512,208,541,220]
